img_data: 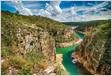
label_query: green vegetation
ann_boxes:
[1,11,57,75]
[54,64,67,75]
[1,11,111,75]
[1,11,76,75]
[63,20,111,32]
[2,11,75,43]
[2,56,33,75]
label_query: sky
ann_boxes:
[1,1,111,22]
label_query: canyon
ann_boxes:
[1,11,111,75]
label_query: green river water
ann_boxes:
[56,33,91,75]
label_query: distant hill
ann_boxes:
[63,20,111,32]
[1,11,70,32]
[63,20,111,26]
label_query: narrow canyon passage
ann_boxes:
[56,33,91,75]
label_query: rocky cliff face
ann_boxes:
[1,12,56,75]
[73,21,111,75]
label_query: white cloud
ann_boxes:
[35,1,62,18]
[24,3,43,9]
[50,1,62,14]
[38,9,52,17]
[83,2,109,14]
[12,0,32,15]
[82,14,110,21]
[10,1,110,22]
[60,2,110,22]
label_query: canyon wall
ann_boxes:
[73,21,111,75]
[1,11,74,75]
[1,12,56,75]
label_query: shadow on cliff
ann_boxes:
[62,50,91,75]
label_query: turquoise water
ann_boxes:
[56,44,80,74]
[56,33,90,75]
[74,32,85,39]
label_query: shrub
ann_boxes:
[1,56,33,75]
[1,49,14,57]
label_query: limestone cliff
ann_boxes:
[73,20,111,75]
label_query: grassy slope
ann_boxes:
[2,11,75,43]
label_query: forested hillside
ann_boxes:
[1,11,75,75]
[2,11,76,43]
[63,20,111,32]
[1,11,56,75]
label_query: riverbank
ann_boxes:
[56,39,80,75]
[56,32,83,48]
[57,38,83,48]
[56,54,66,71]
[56,32,92,75]
[56,54,69,75]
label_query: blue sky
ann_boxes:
[1,1,111,22]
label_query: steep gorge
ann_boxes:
[1,11,76,75]
[1,11,111,75]
[72,21,111,75]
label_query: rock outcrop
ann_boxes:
[72,21,111,75]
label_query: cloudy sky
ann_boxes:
[1,1,111,22]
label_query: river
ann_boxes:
[56,32,91,75]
